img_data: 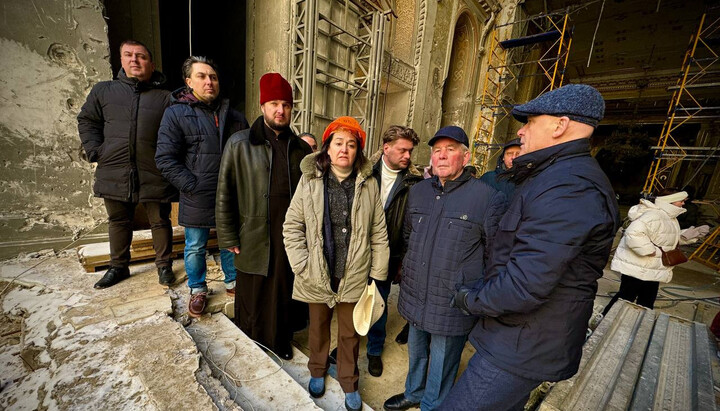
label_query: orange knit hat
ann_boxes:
[322,116,366,149]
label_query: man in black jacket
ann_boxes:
[443,84,619,410]
[364,125,421,376]
[215,73,312,360]
[78,40,177,289]
[155,57,249,318]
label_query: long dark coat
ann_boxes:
[77,69,177,203]
[216,116,312,352]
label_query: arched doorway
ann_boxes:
[441,13,477,129]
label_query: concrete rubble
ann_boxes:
[1,246,718,410]
[0,251,371,410]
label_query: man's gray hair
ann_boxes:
[181,56,219,80]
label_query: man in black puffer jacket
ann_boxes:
[383,126,506,411]
[78,40,177,290]
[155,56,248,318]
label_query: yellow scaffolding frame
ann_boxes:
[642,12,720,194]
[471,12,573,172]
[689,200,720,270]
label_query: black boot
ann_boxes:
[94,267,130,289]
[395,323,410,344]
[367,354,383,377]
[329,347,338,365]
[158,266,175,286]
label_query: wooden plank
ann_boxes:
[78,228,218,272]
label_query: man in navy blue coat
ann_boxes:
[155,57,248,318]
[443,84,620,411]
[383,126,506,411]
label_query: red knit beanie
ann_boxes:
[259,73,293,104]
[322,116,366,149]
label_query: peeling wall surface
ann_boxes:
[245,0,293,122]
[0,0,111,252]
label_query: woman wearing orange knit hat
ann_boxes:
[283,116,389,411]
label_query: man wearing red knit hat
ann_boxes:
[215,73,312,360]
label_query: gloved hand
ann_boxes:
[681,226,700,241]
[697,225,710,237]
[451,286,472,316]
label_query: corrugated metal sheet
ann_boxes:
[539,301,719,411]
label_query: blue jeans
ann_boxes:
[440,353,541,411]
[404,325,467,411]
[366,278,392,356]
[184,227,236,293]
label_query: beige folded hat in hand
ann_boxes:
[353,280,385,336]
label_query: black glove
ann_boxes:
[451,286,472,316]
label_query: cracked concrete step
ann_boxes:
[187,314,322,410]
[279,345,373,410]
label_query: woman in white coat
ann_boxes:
[602,189,691,315]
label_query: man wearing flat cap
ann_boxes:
[441,84,620,410]
[383,126,506,411]
[215,73,312,360]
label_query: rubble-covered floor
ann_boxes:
[1,247,718,410]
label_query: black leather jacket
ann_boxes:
[215,116,311,275]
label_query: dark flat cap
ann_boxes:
[428,125,469,146]
[504,138,521,149]
[511,84,605,127]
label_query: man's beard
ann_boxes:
[265,115,290,131]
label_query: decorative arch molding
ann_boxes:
[405,0,427,126]
[440,8,481,129]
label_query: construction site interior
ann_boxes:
[0,0,719,410]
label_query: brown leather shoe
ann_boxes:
[226,287,235,297]
[188,292,207,318]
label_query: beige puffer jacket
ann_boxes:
[610,199,689,283]
[283,153,389,308]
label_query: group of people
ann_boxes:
[79,39,631,411]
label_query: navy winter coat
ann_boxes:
[465,138,620,381]
[78,69,177,203]
[479,139,520,201]
[155,89,248,228]
[398,169,506,336]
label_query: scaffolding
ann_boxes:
[642,12,720,195]
[641,10,720,269]
[471,11,573,172]
[689,200,720,270]
[291,0,390,151]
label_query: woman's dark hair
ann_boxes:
[315,130,367,175]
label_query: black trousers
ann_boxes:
[104,199,172,269]
[603,274,660,316]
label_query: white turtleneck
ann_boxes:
[380,155,401,208]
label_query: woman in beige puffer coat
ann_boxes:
[283,117,388,411]
[603,189,693,314]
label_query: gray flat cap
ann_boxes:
[511,84,605,127]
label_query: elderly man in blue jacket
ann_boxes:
[383,126,506,411]
[442,84,620,411]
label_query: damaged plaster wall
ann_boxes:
[245,0,293,122]
[0,0,111,254]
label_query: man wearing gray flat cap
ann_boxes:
[440,84,620,410]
